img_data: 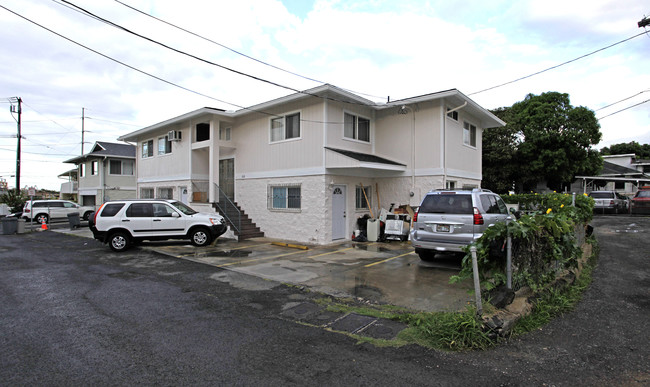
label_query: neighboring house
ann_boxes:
[118,85,504,244]
[58,168,78,201]
[575,154,650,195]
[63,142,137,207]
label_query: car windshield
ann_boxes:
[589,192,614,199]
[170,201,198,215]
[635,191,650,198]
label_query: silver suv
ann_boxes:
[89,199,227,252]
[588,190,628,214]
[23,199,95,224]
[410,189,509,260]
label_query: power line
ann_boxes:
[111,0,385,100]
[469,32,647,96]
[595,89,649,111]
[56,0,376,108]
[597,99,650,120]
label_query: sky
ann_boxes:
[0,0,648,191]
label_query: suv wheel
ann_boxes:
[416,249,436,261]
[190,228,212,247]
[109,232,130,252]
[82,211,93,221]
[35,214,49,224]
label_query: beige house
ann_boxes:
[63,142,137,207]
[118,85,504,244]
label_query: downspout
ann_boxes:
[101,156,107,204]
[443,101,468,188]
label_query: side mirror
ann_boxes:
[172,212,181,218]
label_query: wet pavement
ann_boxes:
[51,225,473,312]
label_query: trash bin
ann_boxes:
[1,217,18,235]
[367,218,380,242]
[67,212,81,230]
[17,218,26,234]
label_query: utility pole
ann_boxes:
[9,97,22,192]
[639,16,650,28]
[81,107,85,155]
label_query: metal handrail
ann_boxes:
[213,183,240,233]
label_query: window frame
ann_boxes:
[142,139,154,158]
[109,159,134,176]
[140,187,154,199]
[355,185,371,210]
[158,187,174,199]
[267,184,301,212]
[343,112,371,143]
[270,112,301,143]
[446,108,459,121]
[158,135,172,155]
[91,160,99,176]
[219,126,231,141]
[463,121,477,148]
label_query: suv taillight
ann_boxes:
[473,207,484,225]
[93,204,105,224]
[24,208,30,213]
[413,210,419,223]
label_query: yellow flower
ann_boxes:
[546,208,552,214]
[560,204,565,208]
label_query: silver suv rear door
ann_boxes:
[479,194,509,229]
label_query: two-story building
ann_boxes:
[118,85,504,244]
[63,141,137,207]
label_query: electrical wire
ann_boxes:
[469,32,647,96]
[595,89,649,111]
[597,99,650,121]
[111,0,385,100]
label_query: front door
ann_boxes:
[219,158,235,201]
[332,185,346,240]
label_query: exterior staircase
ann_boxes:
[212,201,264,240]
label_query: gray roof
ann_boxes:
[325,147,405,166]
[601,161,643,176]
[63,141,135,164]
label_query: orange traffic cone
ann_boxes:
[41,221,48,231]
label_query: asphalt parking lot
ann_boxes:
[50,222,473,312]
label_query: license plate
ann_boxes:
[436,224,451,232]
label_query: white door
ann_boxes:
[180,186,188,204]
[332,185,346,240]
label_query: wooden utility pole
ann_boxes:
[10,97,22,192]
[81,107,85,155]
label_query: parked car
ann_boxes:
[23,199,95,224]
[410,189,509,260]
[630,186,650,215]
[588,191,629,214]
[89,199,228,252]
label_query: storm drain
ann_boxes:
[280,302,406,340]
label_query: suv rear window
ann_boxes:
[419,194,473,214]
[100,203,125,217]
[125,203,153,217]
[589,192,614,199]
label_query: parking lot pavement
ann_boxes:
[48,224,472,312]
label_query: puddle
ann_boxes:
[201,250,253,258]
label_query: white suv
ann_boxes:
[23,199,96,224]
[89,199,227,252]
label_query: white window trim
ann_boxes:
[91,160,99,176]
[267,183,302,212]
[463,121,478,148]
[158,135,172,156]
[108,159,135,176]
[355,185,372,211]
[269,111,302,144]
[446,108,459,121]
[142,139,154,158]
[157,187,174,199]
[343,111,371,143]
[140,187,154,199]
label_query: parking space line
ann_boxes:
[364,251,415,267]
[307,243,377,259]
[215,249,308,267]
[220,243,271,251]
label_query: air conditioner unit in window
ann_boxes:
[167,130,182,141]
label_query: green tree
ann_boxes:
[484,92,602,192]
[0,189,26,213]
[482,107,519,193]
[600,141,650,158]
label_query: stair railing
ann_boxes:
[213,183,241,233]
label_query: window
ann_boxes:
[158,135,172,155]
[270,113,300,142]
[463,121,477,147]
[219,127,231,141]
[446,180,457,189]
[158,187,173,199]
[126,203,153,217]
[355,185,371,210]
[446,108,458,121]
[79,163,85,177]
[140,188,154,199]
[196,123,210,142]
[344,113,370,142]
[268,184,301,210]
[109,160,134,175]
[63,202,78,208]
[142,140,153,158]
[152,203,175,217]
[91,160,99,175]
[100,203,125,217]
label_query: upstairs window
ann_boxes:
[344,113,370,142]
[446,108,458,121]
[142,140,153,158]
[270,113,300,142]
[158,135,172,155]
[196,123,210,142]
[463,121,477,147]
[91,160,99,175]
[219,127,231,141]
[79,163,86,177]
[109,160,134,175]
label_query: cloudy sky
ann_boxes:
[1,0,648,191]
